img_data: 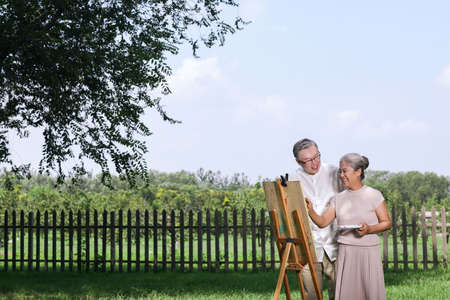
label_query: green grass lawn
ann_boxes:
[0,267,448,300]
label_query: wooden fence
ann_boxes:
[0,206,448,272]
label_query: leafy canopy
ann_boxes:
[0,0,246,186]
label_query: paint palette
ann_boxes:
[337,224,362,230]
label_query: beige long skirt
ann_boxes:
[335,244,386,300]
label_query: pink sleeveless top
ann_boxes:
[330,185,384,246]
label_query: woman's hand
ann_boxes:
[357,222,369,236]
[357,201,392,236]
[305,199,336,228]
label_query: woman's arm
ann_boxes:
[357,201,392,236]
[305,198,336,228]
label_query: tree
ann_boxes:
[0,0,246,185]
[365,170,450,208]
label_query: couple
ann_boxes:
[290,138,392,300]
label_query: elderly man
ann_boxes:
[289,138,343,300]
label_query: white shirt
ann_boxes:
[289,163,343,262]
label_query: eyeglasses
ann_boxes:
[298,152,321,165]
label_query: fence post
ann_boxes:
[197,210,203,271]
[260,209,266,272]
[392,207,398,272]
[269,215,275,271]
[51,211,56,272]
[69,210,73,272]
[60,211,65,272]
[119,209,123,272]
[13,210,17,271]
[401,206,408,271]
[145,210,149,272]
[242,209,247,272]
[36,210,40,271]
[215,209,221,272]
[136,210,141,272]
[383,231,388,271]
[127,210,132,272]
[85,210,90,272]
[223,209,229,272]
[28,211,33,271]
[102,210,107,272]
[251,209,257,272]
[442,207,448,268]
[179,210,185,272]
[206,210,211,271]
[233,209,238,271]
[431,207,438,269]
[20,211,24,271]
[153,209,158,272]
[77,211,82,272]
[110,211,115,272]
[170,210,175,272]
[411,206,418,270]
[94,210,98,272]
[162,210,167,272]
[421,206,428,270]
[3,210,8,272]
[42,211,46,272]
[188,210,193,272]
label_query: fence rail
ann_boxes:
[0,206,448,272]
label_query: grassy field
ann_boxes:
[0,267,448,300]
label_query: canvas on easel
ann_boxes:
[263,179,322,300]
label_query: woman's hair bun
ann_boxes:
[361,155,369,170]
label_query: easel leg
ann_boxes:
[296,270,307,300]
[273,243,292,300]
[283,273,291,300]
[293,210,323,300]
[309,262,322,300]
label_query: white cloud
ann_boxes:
[168,57,222,97]
[359,119,429,137]
[269,25,289,33]
[240,0,267,22]
[234,105,255,121]
[331,110,429,138]
[335,110,361,126]
[398,119,429,133]
[436,65,450,87]
[166,57,291,127]
[259,95,287,119]
[233,95,288,123]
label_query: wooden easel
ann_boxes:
[263,179,322,300]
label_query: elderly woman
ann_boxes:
[305,153,392,300]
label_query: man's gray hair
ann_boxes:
[340,153,370,180]
[292,138,318,159]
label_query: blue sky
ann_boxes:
[8,1,450,182]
